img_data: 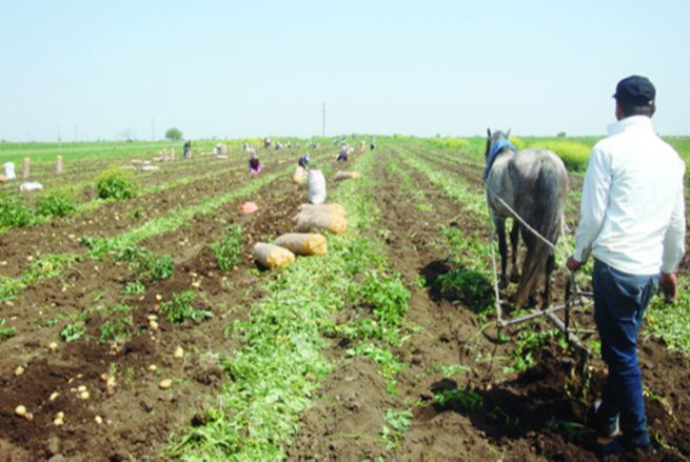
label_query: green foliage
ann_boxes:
[0,255,78,304]
[165,127,183,141]
[149,254,174,281]
[35,190,77,218]
[442,227,491,263]
[167,147,399,460]
[127,206,145,220]
[357,271,410,327]
[430,137,470,151]
[0,140,187,164]
[115,245,174,282]
[23,254,80,285]
[96,169,138,200]
[82,164,291,262]
[0,277,22,303]
[503,328,559,374]
[434,387,484,411]
[338,318,402,347]
[0,193,36,228]
[548,419,591,443]
[529,139,591,172]
[509,136,526,150]
[0,319,16,341]
[60,321,86,342]
[438,363,470,377]
[438,267,493,315]
[100,304,135,343]
[646,286,690,353]
[123,280,146,295]
[212,224,243,271]
[342,237,377,275]
[384,408,412,432]
[162,291,213,324]
[380,408,413,449]
[347,343,404,393]
[414,203,434,212]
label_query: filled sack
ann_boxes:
[295,210,347,235]
[274,233,327,256]
[253,243,295,270]
[333,171,360,181]
[308,170,327,204]
[293,166,306,185]
[298,203,346,217]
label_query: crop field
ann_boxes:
[1,137,690,461]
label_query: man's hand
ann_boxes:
[659,272,678,304]
[566,256,583,273]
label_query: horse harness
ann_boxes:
[484,139,517,181]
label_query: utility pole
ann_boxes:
[75,125,78,142]
[322,102,326,138]
[151,118,155,141]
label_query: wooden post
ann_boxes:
[171,149,176,161]
[22,158,30,179]
[56,156,64,175]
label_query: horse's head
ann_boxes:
[483,128,516,181]
[485,128,512,160]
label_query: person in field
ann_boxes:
[264,137,271,149]
[298,154,310,169]
[567,75,685,457]
[370,137,376,150]
[183,140,192,159]
[337,146,348,162]
[248,153,262,176]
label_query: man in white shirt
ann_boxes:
[567,75,685,456]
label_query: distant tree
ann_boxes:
[556,131,567,138]
[165,128,183,141]
[118,128,136,141]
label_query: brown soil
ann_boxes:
[0,148,328,279]
[0,152,334,460]
[288,148,690,462]
[2,144,689,461]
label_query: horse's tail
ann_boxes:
[515,159,565,305]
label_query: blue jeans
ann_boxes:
[593,259,658,447]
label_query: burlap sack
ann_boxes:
[254,243,295,269]
[298,203,346,217]
[274,233,327,256]
[334,171,360,181]
[293,166,305,185]
[295,211,347,235]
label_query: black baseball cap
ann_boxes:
[613,75,656,106]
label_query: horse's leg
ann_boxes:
[495,217,509,289]
[509,219,520,283]
[542,252,556,309]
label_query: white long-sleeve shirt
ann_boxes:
[573,116,686,275]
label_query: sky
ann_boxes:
[1,0,689,141]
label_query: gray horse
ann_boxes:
[484,129,568,307]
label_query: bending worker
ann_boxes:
[567,75,685,457]
[298,153,310,169]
